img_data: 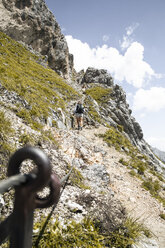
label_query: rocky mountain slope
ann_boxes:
[152,147,165,163]
[0,0,165,247]
[0,102,165,247]
[0,0,73,78]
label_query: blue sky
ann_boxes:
[45,0,165,151]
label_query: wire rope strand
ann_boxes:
[0,173,37,194]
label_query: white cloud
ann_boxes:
[102,35,109,42]
[133,87,165,112]
[139,113,146,118]
[66,35,159,88]
[126,23,139,36]
[120,36,133,50]
[120,23,139,50]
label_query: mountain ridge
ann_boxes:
[151,146,165,163]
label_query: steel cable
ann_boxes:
[0,173,36,194]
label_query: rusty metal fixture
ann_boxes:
[35,173,61,209]
[0,146,61,248]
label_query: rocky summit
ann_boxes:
[0,0,165,247]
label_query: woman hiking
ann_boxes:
[73,101,84,130]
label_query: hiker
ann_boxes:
[73,101,84,130]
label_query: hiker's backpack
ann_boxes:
[76,104,84,114]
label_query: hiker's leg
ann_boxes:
[76,116,80,129]
[79,117,82,129]
[81,116,83,127]
[77,117,79,128]
[80,116,83,129]
[75,114,79,128]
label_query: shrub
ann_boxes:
[33,218,105,248]
[19,133,35,145]
[142,178,161,195]
[99,127,134,152]
[33,216,149,248]
[119,158,129,166]
[129,170,137,177]
[159,213,165,220]
[0,110,15,156]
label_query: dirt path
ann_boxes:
[80,126,165,248]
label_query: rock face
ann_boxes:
[79,67,165,174]
[0,0,73,78]
[151,147,165,163]
[82,67,114,86]
[82,67,143,144]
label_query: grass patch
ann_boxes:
[19,133,36,146]
[99,126,136,153]
[102,127,165,205]
[67,165,89,189]
[33,217,105,248]
[159,213,165,220]
[85,86,112,105]
[0,32,79,129]
[33,216,149,248]
[0,110,15,157]
[103,217,151,247]
[84,97,102,124]
[41,130,59,147]
[142,178,161,195]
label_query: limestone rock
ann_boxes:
[0,0,73,78]
[82,67,114,86]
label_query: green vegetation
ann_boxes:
[103,217,151,247]
[66,164,89,189]
[99,126,135,153]
[100,127,165,206]
[142,178,161,196]
[129,170,137,177]
[0,110,15,156]
[142,178,165,206]
[149,168,165,183]
[85,86,112,105]
[117,124,124,133]
[33,218,105,248]
[41,130,59,147]
[0,32,79,129]
[129,157,147,175]
[84,97,102,124]
[119,158,129,166]
[32,216,150,248]
[84,86,113,124]
[19,132,35,145]
[159,213,165,220]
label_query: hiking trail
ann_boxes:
[78,126,165,248]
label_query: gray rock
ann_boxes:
[0,0,73,79]
[82,67,114,86]
[133,236,159,248]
